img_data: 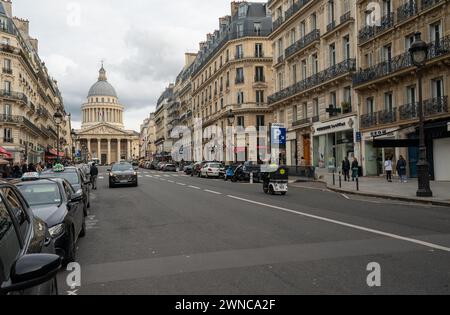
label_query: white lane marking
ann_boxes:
[188,185,201,190]
[98,177,104,180]
[177,183,187,186]
[164,175,171,177]
[168,180,175,183]
[227,195,450,253]
[138,175,143,178]
[342,194,350,200]
[145,175,152,178]
[160,178,166,181]
[204,189,222,195]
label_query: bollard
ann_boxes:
[250,172,254,184]
[333,172,336,186]
[339,174,342,188]
[356,177,359,191]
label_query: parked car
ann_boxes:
[41,166,91,214]
[108,162,138,188]
[15,178,86,264]
[156,162,166,171]
[224,164,241,181]
[200,162,223,178]
[242,161,262,183]
[163,164,177,172]
[0,181,61,295]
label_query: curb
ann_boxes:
[325,185,450,207]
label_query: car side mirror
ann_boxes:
[70,189,84,203]
[0,254,61,294]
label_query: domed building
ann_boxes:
[75,65,139,164]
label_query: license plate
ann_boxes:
[120,180,128,183]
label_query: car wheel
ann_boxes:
[79,215,86,238]
[63,226,77,266]
[269,185,275,195]
[281,192,287,196]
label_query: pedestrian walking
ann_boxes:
[351,157,359,182]
[21,162,28,175]
[28,163,36,172]
[90,162,99,190]
[384,156,393,182]
[12,164,22,178]
[397,155,408,183]
[342,157,351,182]
[36,162,43,174]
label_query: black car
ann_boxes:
[15,179,86,264]
[0,182,61,295]
[41,166,91,214]
[108,162,138,188]
[183,163,194,175]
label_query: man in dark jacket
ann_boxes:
[397,155,408,183]
[342,157,351,182]
[90,163,99,190]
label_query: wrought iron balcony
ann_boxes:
[327,21,336,33]
[424,96,448,117]
[3,138,14,143]
[277,55,285,64]
[358,13,394,44]
[269,59,356,105]
[2,68,12,75]
[292,117,311,127]
[285,29,320,59]
[378,109,397,125]
[360,113,378,128]
[397,1,418,23]
[272,16,284,32]
[235,77,244,84]
[353,36,450,86]
[422,0,444,10]
[0,90,28,104]
[0,114,22,123]
[340,11,352,24]
[272,0,313,33]
[312,115,320,123]
[254,75,265,83]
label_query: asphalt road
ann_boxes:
[57,167,450,295]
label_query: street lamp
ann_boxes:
[71,128,77,161]
[53,111,64,164]
[409,32,432,197]
[227,109,235,126]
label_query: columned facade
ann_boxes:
[74,66,140,164]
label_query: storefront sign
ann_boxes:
[370,130,388,137]
[286,132,297,141]
[313,116,356,136]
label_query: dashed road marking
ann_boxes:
[177,183,187,186]
[204,189,222,195]
[227,195,450,253]
[188,185,201,190]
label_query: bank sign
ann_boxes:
[271,124,287,145]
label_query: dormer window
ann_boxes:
[238,4,248,18]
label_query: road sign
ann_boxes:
[271,125,287,145]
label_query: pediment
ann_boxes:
[77,123,130,136]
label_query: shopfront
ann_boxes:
[362,128,400,177]
[312,116,356,172]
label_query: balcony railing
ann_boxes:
[0,90,28,104]
[2,68,12,75]
[358,13,394,44]
[326,21,336,33]
[340,11,352,24]
[292,117,311,127]
[254,75,265,83]
[269,59,356,105]
[397,1,418,23]
[191,29,271,78]
[272,0,313,33]
[0,114,44,136]
[361,96,448,128]
[353,36,450,86]
[422,0,444,10]
[235,77,244,84]
[277,55,285,64]
[3,138,14,143]
[285,29,320,59]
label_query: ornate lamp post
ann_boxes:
[53,111,64,164]
[409,32,432,197]
[227,109,236,162]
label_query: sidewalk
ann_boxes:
[312,172,450,207]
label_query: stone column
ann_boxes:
[107,139,111,165]
[117,139,121,162]
[97,139,101,160]
[87,139,91,158]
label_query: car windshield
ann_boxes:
[112,164,134,172]
[41,172,79,185]
[209,163,222,168]
[18,183,62,206]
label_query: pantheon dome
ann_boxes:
[81,66,124,129]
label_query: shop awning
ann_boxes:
[373,139,419,148]
[0,146,12,159]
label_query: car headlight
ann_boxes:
[134,172,137,176]
[48,224,65,238]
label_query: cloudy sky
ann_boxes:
[13,0,265,131]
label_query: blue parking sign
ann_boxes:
[271,126,287,145]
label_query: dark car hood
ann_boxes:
[31,204,67,228]
[112,171,135,175]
